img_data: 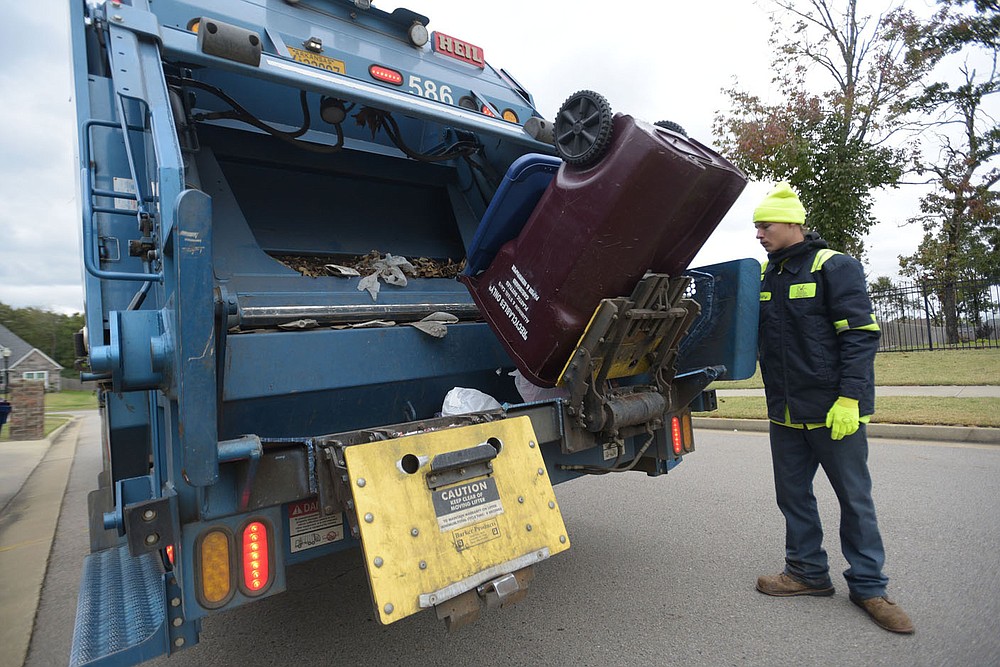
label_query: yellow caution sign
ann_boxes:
[343,416,569,624]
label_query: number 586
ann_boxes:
[408,75,454,105]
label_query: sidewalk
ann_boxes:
[0,438,53,514]
[702,384,1000,444]
[0,417,82,667]
[0,413,88,513]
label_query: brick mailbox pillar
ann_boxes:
[7,378,45,441]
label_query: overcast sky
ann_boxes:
[0,0,958,314]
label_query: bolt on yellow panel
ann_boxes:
[343,416,570,624]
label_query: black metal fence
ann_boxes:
[870,275,1000,352]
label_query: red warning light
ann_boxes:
[241,521,270,595]
[369,64,403,86]
[671,416,683,456]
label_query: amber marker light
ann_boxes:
[682,413,694,452]
[502,108,519,123]
[197,529,234,607]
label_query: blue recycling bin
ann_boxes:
[0,400,11,435]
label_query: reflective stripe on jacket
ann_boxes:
[758,243,880,423]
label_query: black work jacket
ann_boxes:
[758,236,879,423]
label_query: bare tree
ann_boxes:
[898,1,1000,343]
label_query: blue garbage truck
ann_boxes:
[68,1,759,664]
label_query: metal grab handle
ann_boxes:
[80,116,164,283]
[430,440,501,472]
[82,167,163,282]
[426,439,502,490]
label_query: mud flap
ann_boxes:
[342,415,570,624]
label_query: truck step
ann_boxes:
[70,545,168,667]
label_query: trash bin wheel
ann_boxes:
[654,120,688,136]
[554,90,613,167]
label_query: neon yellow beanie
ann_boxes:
[753,182,805,224]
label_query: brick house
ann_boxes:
[0,323,63,392]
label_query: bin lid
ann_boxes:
[463,153,561,276]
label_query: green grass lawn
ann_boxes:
[697,396,1000,428]
[45,390,99,412]
[0,415,73,441]
[0,390,98,441]
[712,348,1000,389]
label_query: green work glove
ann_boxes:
[826,396,860,441]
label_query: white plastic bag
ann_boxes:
[441,387,502,416]
[510,369,570,403]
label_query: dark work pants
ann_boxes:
[769,422,888,598]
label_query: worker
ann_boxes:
[752,182,914,634]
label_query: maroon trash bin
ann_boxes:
[461,114,747,387]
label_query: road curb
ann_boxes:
[46,417,76,444]
[693,417,1000,445]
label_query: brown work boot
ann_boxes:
[756,572,835,597]
[850,594,915,634]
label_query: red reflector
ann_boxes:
[481,104,497,117]
[369,64,403,86]
[165,544,175,566]
[242,521,270,595]
[671,416,683,455]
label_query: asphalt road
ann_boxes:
[25,413,1000,667]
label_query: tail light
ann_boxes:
[240,520,273,596]
[196,529,235,608]
[369,64,403,86]
[165,544,175,566]
[671,416,683,456]
[195,520,274,607]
